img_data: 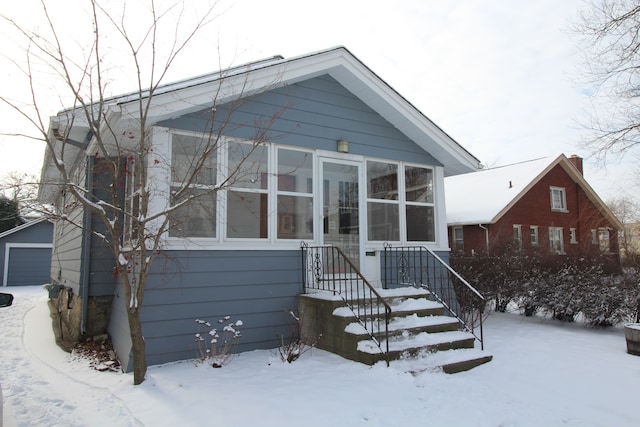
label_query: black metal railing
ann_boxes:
[301,242,392,365]
[383,243,486,350]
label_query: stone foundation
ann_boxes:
[47,287,114,352]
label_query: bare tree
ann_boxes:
[608,195,640,265]
[0,0,282,385]
[573,0,640,160]
[0,172,40,217]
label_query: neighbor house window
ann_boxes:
[453,226,464,251]
[598,228,611,253]
[276,148,313,240]
[226,141,269,239]
[513,225,522,250]
[168,132,218,238]
[550,187,567,211]
[530,226,539,245]
[405,166,435,241]
[366,161,399,241]
[549,227,564,254]
[569,228,577,244]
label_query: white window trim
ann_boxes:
[160,132,445,250]
[401,162,437,244]
[550,186,568,212]
[549,226,565,254]
[513,224,522,250]
[530,225,539,245]
[569,227,578,244]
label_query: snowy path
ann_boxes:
[0,287,141,427]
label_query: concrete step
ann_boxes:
[333,298,445,320]
[392,348,493,374]
[298,286,491,374]
[345,314,459,338]
[356,330,476,365]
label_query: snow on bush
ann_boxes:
[451,251,640,326]
[194,316,243,368]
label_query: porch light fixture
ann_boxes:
[337,139,349,153]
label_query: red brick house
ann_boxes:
[445,154,622,263]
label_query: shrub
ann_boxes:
[451,251,640,327]
[195,316,243,368]
[276,310,320,363]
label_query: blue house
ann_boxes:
[0,218,53,287]
[39,47,489,372]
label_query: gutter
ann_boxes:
[79,155,94,335]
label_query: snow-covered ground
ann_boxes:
[1,286,638,427]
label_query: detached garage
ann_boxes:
[0,218,53,287]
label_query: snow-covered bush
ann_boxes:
[451,251,639,327]
[276,310,320,363]
[194,316,243,368]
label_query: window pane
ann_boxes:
[551,188,565,210]
[228,142,268,189]
[278,149,313,193]
[367,202,399,241]
[171,133,217,185]
[277,195,313,239]
[406,205,435,241]
[405,167,433,203]
[227,191,268,238]
[168,187,216,238]
[367,161,398,200]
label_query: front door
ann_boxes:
[320,159,361,268]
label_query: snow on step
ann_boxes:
[391,348,492,373]
[332,298,441,317]
[357,330,473,354]
[376,287,431,298]
[344,314,458,335]
[389,298,442,313]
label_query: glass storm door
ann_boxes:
[321,160,361,268]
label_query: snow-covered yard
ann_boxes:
[1,286,638,427]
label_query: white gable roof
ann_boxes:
[40,47,481,203]
[445,154,622,230]
[445,157,551,225]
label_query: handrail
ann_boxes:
[383,243,486,350]
[301,242,392,365]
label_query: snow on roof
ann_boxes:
[445,156,553,225]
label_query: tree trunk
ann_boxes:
[127,306,147,385]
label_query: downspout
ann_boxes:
[79,155,94,335]
[479,224,489,252]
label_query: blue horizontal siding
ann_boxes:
[159,75,441,166]
[110,249,302,370]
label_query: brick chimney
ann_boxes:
[568,154,583,175]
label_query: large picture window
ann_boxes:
[276,148,313,240]
[168,133,218,238]
[366,161,399,241]
[167,132,441,246]
[405,166,434,242]
[226,141,269,239]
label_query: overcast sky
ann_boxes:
[0,0,634,200]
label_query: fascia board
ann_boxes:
[558,159,624,231]
[322,52,481,175]
[113,47,480,175]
